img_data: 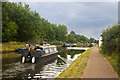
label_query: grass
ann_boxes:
[2,52,21,59]
[55,45,63,47]
[56,47,93,78]
[99,47,119,77]
[2,41,26,51]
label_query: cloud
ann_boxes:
[7,2,117,39]
[27,2,117,39]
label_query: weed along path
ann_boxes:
[82,46,118,78]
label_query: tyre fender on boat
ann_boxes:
[21,56,26,63]
[31,57,36,63]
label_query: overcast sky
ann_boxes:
[9,1,118,39]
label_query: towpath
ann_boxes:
[82,46,118,78]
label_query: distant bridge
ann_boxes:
[67,47,90,50]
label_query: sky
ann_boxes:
[8,0,119,2]
[9,0,118,39]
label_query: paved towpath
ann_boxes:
[82,46,118,78]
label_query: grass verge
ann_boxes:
[56,47,93,78]
[99,47,119,77]
[2,52,21,59]
[2,41,26,51]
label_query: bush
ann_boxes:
[101,24,119,54]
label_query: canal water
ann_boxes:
[2,47,85,79]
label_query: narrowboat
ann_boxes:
[18,45,58,63]
[62,43,71,47]
[72,43,78,47]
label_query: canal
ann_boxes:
[2,47,85,79]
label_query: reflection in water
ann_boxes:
[2,47,85,79]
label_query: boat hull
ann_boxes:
[20,45,58,63]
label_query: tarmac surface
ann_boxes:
[82,46,118,78]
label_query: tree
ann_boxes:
[101,24,119,54]
[70,31,75,34]
[67,31,89,43]
[2,22,18,41]
[89,37,96,43]
[2,2,92,45]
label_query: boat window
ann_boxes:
[35,46,43,50]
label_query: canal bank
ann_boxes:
[56,47,93,78]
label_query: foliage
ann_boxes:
[2,2,97,44]
[67,31,97,44]
[101,24,120,54]
[2,2,68,43]
[89,37,97,43]
[70,31,75,34]
[100,24,120,76]
[2,22,18,41]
